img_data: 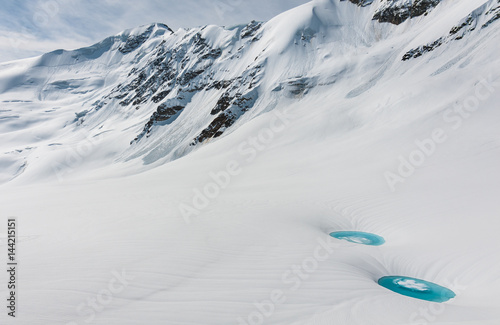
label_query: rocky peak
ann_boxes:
[373,0,442,25]
[118,23,173,54]
[344,0,442,25]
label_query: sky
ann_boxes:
[0,0,309,63]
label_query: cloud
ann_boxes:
[0,0,309,63]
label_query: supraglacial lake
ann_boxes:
[378,276,456,302]
[329,231,385,246]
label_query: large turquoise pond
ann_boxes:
[378,276,456,302]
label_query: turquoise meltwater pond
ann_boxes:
[329,231,385,246]
[378,276,456,302]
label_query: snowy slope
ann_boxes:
[1,0,500,324]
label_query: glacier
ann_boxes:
[1,0,500,324]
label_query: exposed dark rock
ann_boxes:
[191,33,223,61]
[134,104,185,142]
[340,0,374,7]
[184,84,207,92]
[133,97,146,106]
[482,5,500,29]
[483,13,500,28]
[130,71,147,90]
[152,90,171,103]
[155,104,184,122]
[232,92,256,111]
[201,48,222,60]
[402,38,443,60]
[192,113,237,144]
[193,88,258,144]
[119,26,154,54]
[119,24,173,54]
[450,16,475,35]
[211,93,232,115]
[119,98,133,106]
[287,78,313,96]
[178,70,204,86]
[241,21,262,39]
[207,80,233,90]
[373,0,441,25]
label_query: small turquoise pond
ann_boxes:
[378,276,456,302]
[329,231,385,246]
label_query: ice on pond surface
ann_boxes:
[329,231,385,246]
[378,276,456,302]
[395,278,430,292]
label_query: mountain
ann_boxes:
[1,0,498,184]
[1,0,500,324]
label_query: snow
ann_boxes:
[1,0,500,324]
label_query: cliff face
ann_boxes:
[373,0,442,24]
[343,0,442,24]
